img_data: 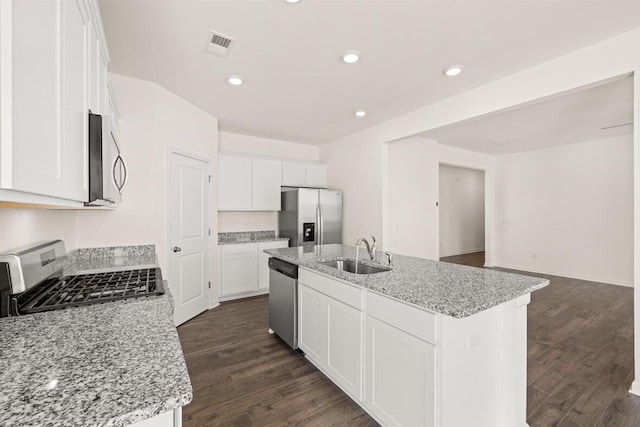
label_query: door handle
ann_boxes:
[172,246,182,253]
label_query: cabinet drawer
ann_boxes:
[299,268,363,310]
[220,243,258,255]
[366,291,437,344]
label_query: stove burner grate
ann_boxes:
[16,268,163,314]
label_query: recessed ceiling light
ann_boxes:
[228,75,243,86]
[444,65,464,77]
[354,110,366,118]
[342,51,360,64]
[284,0,301,3]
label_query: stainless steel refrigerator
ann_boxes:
[279,187,342,246]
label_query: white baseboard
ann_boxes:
[494,262,633,288]
[209,300,220,310]
[219,289,269,302]
[440,247,485,258]
[630,380,640,397]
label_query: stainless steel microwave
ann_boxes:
[86,112,127,206]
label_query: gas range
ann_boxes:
[0,241,163,317]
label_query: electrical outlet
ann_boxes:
[467,333,481,350]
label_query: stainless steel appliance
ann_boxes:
[0,241,163,317]
[268,257,298,349]
[87,112,128,206]
[278,187,342,247]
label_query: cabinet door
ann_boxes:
[218,155,252,210]
[305,164,327,188]
[298,283,327,364]
[219,244,258,297]
[251,158,282,211]
[87,23,100,113]
[282,162,306,187]
[6,0,88,201]
[327,297,363,400]
[60,0,89,201]
[257,241,288,290]
[365,316,436,427]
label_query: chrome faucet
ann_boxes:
[356,236,377,261]
[385,251,393,266]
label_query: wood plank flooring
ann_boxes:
[443,251,640,427]
[178,252,639,426]
[177,295,376,426]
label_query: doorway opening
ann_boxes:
[438,164,486,267]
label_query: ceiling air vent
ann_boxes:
[207,31,236,57]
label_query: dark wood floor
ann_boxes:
[178,252,639,426]
[177,295,376,426]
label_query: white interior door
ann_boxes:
[168,151,210,326]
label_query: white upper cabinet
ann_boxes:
[282,162,307,187]
[0,0,113,206]
[218,155,252,210]
[305,163,327,188]
[1,0,89,202]
[282,161,327,188]
[251,159,282,211]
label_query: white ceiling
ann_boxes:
[99,0,640,146]
[422,76,634,155]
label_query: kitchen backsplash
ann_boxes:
[217,211,278,232]
[72,244,156,260]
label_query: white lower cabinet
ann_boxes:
[219,243,258,297]
[298,284,327,363]
[258,241,288,290]
[365,316,436,427]
[296,267,532,427]
[297,270,363,401]
[327,296,363,399]
[128,408,182,427]
[219,240,288,300]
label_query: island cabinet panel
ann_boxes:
[298,272,364,400]
[298,283,327,363]
[365,316,436,427]
[326,296,363,400]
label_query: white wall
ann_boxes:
[74,73,219,299]
[217,131,319,233]
[322,134,385,247]
[319,28,640,391]
[387,136,439,258]
[496,135,633,286]
[439,165,485,257]
[0,208,75,252]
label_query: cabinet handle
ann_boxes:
[113,154,129,194]
[173,247,182,253]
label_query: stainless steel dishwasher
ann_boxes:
[268,257,298,349]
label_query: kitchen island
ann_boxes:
[265,244,549,427]
[0,250,191,427]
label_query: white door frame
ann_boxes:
[167,146,216,314]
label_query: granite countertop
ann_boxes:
[264,244,549,319]
[218,230,289,245]
[0,247,192,427]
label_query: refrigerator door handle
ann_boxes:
[317,204,323,246]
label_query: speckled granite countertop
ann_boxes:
[0,247,192,427]
[218,230,289,245]
[264,244,549,318]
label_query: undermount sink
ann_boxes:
[320,259,391,275]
